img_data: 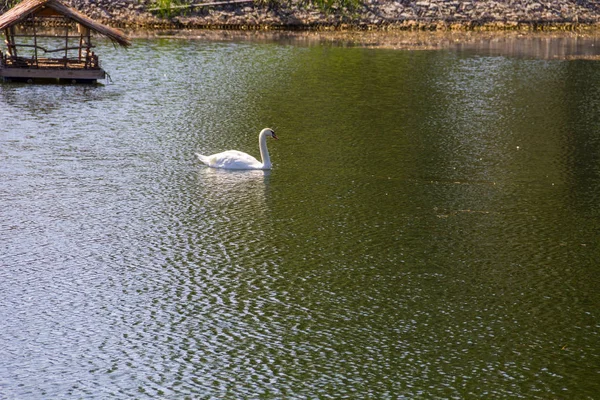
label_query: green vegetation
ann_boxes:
[1,0,20,12]
[152,0,186,18]
[150,0,362,17]
[309,0,361,12]
[255,0,362,12]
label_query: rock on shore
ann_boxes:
[50,0,600,29]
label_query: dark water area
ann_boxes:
[1,32,599,398]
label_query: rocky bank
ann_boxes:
[20,0,600,30]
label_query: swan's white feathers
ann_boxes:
[196,128,276,170]
[196,150,262,170]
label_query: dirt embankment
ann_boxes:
[30,0,600,30]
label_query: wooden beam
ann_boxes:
[7,44,95,52]
[0,68,106,80]
[6,44,48,51]
[46,46,93,53]
[11,34,87,39]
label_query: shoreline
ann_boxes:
[127,29,600,59]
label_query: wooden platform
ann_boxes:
[0,56,105,82]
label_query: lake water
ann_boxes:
[1,31,599,399]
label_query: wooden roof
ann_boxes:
[0,0,131,47]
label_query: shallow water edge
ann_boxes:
[130,29,600,59]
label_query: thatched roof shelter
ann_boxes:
[0,0,130,83]
[0,0,130,47]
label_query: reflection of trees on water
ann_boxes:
[450,34,600,59]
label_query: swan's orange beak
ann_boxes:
[272,133,279,140]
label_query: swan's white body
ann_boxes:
[196,128,278,170]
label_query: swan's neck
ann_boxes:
[259,131,271,169]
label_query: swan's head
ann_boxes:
[262,128,278,140]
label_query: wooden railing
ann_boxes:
[2,54,100,69]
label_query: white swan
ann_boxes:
[196,128,278,170]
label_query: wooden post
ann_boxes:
[8,27,17,58]
[78,24,91,64]
[64,21,68,67]
[78,24,83,61]
[3,29,11,57]
[78,35,83,61]
[33,17,38,67]
[87,28,92,67]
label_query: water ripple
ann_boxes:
[1,38,599,399]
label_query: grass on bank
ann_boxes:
[151,0,362,18]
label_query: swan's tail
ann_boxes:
[195,153,211,166]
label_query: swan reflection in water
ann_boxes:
[196,167,272,221]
